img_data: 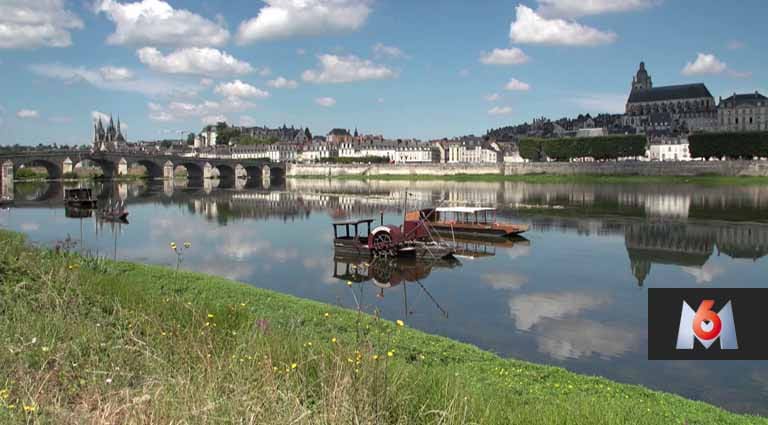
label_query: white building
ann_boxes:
[441,142,499,163]
[299,144,338,163]
[576,128,607,138]
[647,137,692,161]
[196,127,217,148]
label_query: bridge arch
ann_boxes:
[175,161,205,182]
[129,159,164,179]
[72,158,117,179]
[14,158,63,180]
[270,166,285,180]
[214,164,236,188]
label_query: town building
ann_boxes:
[93,115,126,151]
[436,138,500,163]
[717,91,768,132]
[237,124,307,143]
[298,144,338,163]
[623,62,717,133]
[196,126,217,149]
[647,136,692,162]
[327,128,353,143]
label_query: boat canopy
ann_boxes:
[435,207,496,214]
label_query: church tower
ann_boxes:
[631,62,653,91]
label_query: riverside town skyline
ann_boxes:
[1,0,766,145]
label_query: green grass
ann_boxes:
[0,230,765,424]
[291,173,768,185]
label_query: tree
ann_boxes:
[186,132,196,145]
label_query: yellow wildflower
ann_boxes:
[184,242,192,248]
[240,303,246,307]
[372,355,379,360]
[0,389,8,400]
[324,312,330,318]
[170,242,177,249]
[291,363,297,369]
[346,281,353,287]
[396,320,405,327]
[207,313,214,318]
[331,337,337,343]
[387,351,394,357]
[23,405,36,413]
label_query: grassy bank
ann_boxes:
[0,231,764,424]
[291,173,768,185]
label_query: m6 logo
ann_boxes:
[649,289,767,360]
[675,299,738,350]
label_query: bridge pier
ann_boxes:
[1,161,13,200]
[117,158,128,177]
[163,161,175,180]
[203,163,215,180]
[262,165,271,180]
[62,158,73,175]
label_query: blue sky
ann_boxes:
[0,0,765,145]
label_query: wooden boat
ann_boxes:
[406,207,528,240]
[64,188,97,209]
[332,218,454,259]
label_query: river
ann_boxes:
[1,178,767,415]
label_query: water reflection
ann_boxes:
[3,178,768,415]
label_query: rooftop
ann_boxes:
[627,83,713,103]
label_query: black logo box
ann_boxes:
[648,288,768,360]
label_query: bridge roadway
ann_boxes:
[0,149,285,182]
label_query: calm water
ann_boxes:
[2,178,767,415]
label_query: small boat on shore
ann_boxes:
[64,188,97,209]
[406,207,528,240]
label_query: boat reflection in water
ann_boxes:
[332,254,460,318]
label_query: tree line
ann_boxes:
[688,132,768,160]
[519,135,647,161]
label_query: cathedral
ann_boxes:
[623,62,717,133]
[93,115,126,151]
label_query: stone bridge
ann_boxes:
[0,150,286,184]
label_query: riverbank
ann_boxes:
[0,230,764,424]
[292,173,768,185]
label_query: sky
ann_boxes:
[0,0,766,145]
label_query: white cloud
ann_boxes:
[504,78,530,91]
[302,54,396,84]
[99,66,134,81]
[236,0,372,44]
[137,47,253,76]
[267,76,299,89]
[480,48,530,65]
[508,292,610,331]
[200,78,213,87]
[488,106,513,116]
[93,0,229,47]
[257,67,272,77]
[30,63,198,97]
[571,93,626,113]
[681,263,725,284]
[534,319,637,360]
[214,80,270,99]
[201,115,227,125]
[148,98,254,122]
[484,93,501,102]
[510,5,616,46]
[536,0,658,18]
[373,42,406,59]
[90,111,127,130]
[16,109,39,119]
[681,53,727,76]
[0,0,83,49]
[315,97,336,107]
